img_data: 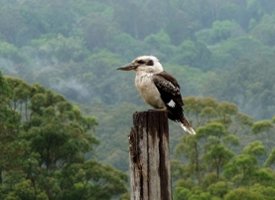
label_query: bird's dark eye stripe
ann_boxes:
[147,60,154,66]
[137,60,145,64]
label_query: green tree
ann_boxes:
[0,6,25,45]
[223,141,267,186]
[203,144,234,179]
[172,40,211,69]
[204,52,275,119]
[265,148,275,168]
[252,14,275,46]
[112,0,169,40]
[250,184,275,200]
[80,12,119,50]
[173,98,244,195]
[224,187,263,200]
[171,97,269,200]
[251,119,274,152]
[0,72,23,184]
[196,20,243,44]
[207,181,230,199]
[144,29,176,61]
[30,34,89,63]
[0,76,127,200]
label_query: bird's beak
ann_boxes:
[117,63,139,71]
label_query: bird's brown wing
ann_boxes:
[153,71,184,122]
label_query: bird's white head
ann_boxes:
[118,55,163,74]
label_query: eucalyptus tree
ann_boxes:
[172,97,253,199]
[1,76,128,200]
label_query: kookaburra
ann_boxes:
[118,55,196,135]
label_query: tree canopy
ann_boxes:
[0,0,275,199]
[0,73,127,200]
[0,0,274,120]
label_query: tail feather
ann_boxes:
[180,116,196,135]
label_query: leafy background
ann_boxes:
[0,0,275,199]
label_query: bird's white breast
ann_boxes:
[135,72,165,108]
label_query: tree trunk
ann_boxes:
[129,110,172,200]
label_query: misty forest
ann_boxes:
[0,0,275,199]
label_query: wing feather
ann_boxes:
[153,71,184,122]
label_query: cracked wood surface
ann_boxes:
[129,110,172,200]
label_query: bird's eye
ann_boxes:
[137,60,145,64]
[147,60,154,66]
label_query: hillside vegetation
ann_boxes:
[0,0,275,199]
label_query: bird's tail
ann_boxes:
[180,116,196,135]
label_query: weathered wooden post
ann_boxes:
[129,110,172,200]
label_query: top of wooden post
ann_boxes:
[129,109,172,200]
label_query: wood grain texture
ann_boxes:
[129,110,172,200]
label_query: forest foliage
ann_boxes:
[0,72,128,200]
[0,0,275,199]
